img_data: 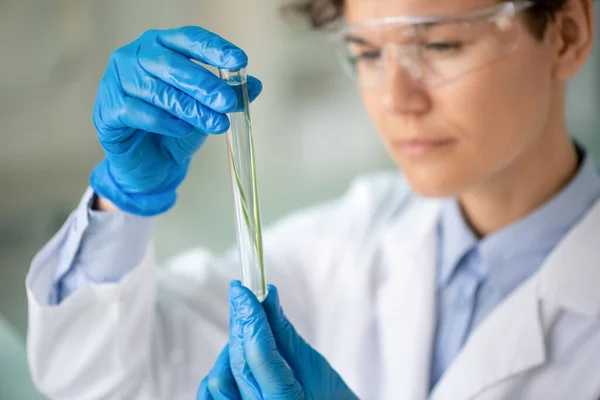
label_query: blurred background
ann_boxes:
[1,0,599,398]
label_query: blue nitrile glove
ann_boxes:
[197,282,359,400]
[90,26,262,216]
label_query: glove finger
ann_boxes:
[263,287,357,398]
[117,97,199,137]
[138,44,262,113]
[157,26,248,70]
[247,76,263,103]
[138,43,238,114]
[262,285,320,380]
[161,129,209,165]
[229,300,263,400]
[206,345,242,400]
[95,97,197,155]
[196,377,215,400]
[229,281,303,399]
[121,70,230,134]
[93,70,196,143]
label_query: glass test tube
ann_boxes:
[219,67,267,302]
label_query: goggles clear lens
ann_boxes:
[332,1,534,89]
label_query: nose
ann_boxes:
[381,45,431,115]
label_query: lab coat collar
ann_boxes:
[378,197,547,400]
[377,197,441,400]
[438,199,479,287]
[430,275,546,400]
[431,199,600,399]
[376,187,600,400]
[537,198,600,316]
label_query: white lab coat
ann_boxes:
[26,172,600,400]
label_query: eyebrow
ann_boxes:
[420,21,441,30]
[342,22,444,46]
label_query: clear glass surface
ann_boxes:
[219,67,267,301]
[332,1,533,89]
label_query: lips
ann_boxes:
[393,138,456,157]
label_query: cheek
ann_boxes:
[359,50,554,196]
[442,52,553,169]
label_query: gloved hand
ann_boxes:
[91,26,262,216]
[197,282,359,400]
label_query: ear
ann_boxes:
[550,0,594,81]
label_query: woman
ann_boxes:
[26,0,600,399]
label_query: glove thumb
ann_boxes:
[262,285,359,399]
[262,285,318,376]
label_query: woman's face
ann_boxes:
[345,0,560,197]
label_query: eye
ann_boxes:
[423,41,463,52]
[350,49,382,65]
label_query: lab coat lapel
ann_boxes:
[377,200,441,400]
[430,277,546,400]
[537,199,600,316]
[429,199,600,399]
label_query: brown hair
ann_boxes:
[287,0,568,39]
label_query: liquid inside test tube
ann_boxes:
[219,68,267,302]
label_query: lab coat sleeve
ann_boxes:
[46,187,156,305]
[25,174,398,400]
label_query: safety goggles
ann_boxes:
[330,1,534,89]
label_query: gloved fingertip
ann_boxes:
[229,284,262,322]
[266,283,278,292]
[208,115,230,135]
[221,46,249,70]
[196,376,211,400]
[229,281,250,305]
[217,87,239,114]
[262,285,282,321]
[247,76,263,103]
[263,285,279,307]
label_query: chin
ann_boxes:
[399,166,471,199]
[407,181,458,198]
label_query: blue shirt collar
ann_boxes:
[438,199,478,286]
[438,147,600,288]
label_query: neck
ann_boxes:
[459,118,579,237]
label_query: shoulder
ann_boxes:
[336,170,425,223]
[271,170,426,238]
[343,170,415,209]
